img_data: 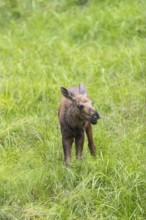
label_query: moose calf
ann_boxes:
[58,83,100,166]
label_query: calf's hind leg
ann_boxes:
[75,131,84,160]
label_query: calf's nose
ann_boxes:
[90,112,100,125]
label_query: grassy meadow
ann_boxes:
[0,0,146,219]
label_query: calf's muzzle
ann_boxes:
[90,112,100,125]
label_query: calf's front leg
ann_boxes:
[85,123,96,156]
[62,136,73,166]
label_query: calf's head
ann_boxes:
[60,83,100,125]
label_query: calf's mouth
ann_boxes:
[90,113,100,125]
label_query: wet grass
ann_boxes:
[0,0,146,219]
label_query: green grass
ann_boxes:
[0,0,146,219]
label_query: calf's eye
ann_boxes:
[79,104,84,110]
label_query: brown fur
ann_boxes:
[58,83,100,166]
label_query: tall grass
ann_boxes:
[0,0,145,219]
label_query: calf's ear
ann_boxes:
[60,87,76,101]
[79,83,86,95]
